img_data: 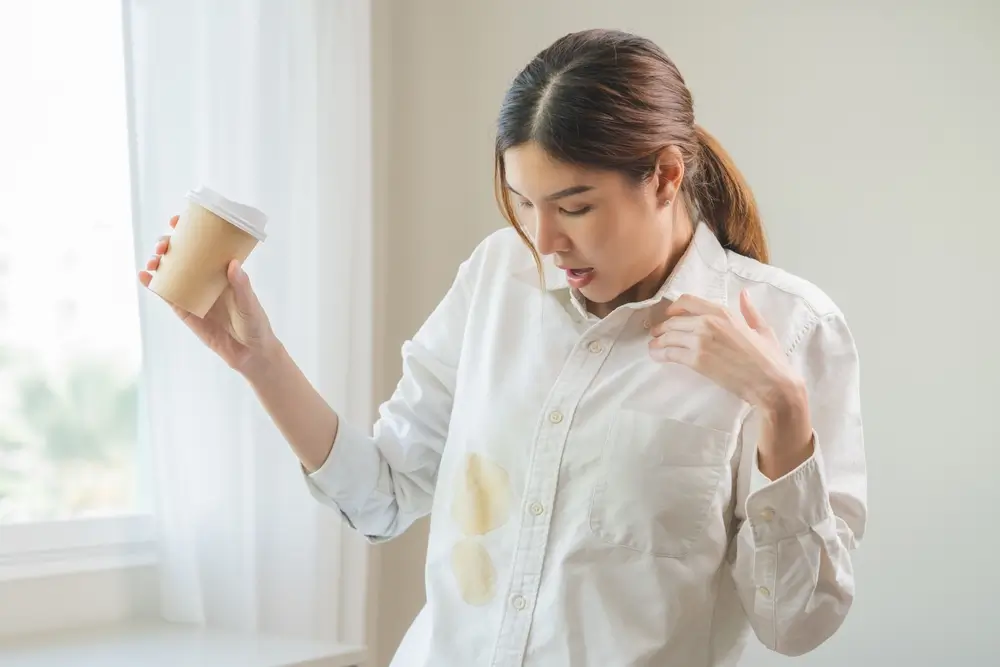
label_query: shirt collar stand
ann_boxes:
[515,221,729,315]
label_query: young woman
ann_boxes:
[141,28,866,667]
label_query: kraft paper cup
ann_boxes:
[147,187,268,317]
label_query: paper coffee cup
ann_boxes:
[147,187,268,317]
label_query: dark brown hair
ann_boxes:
[494,29,769,270]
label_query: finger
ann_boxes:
[650,315,700,337]
[138,270,152,287]
[664,294,723,319]
[154,236,170,255]
[146,255,160,271]
[649,330,696,350]
[739,289,773,335]
[169,215,179,229]
[649,343,694,366]
[171,304,193,323]
[227,260,259,314]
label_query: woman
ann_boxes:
[140,29,866,667]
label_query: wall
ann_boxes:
[368,2,432,666]
[0,566,158,639]
[371,0,1000,665]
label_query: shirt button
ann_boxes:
[529,502,544,516]
[758,586,772,599]
[587,340,604,354]
[759,508,775,522]
[548,410,564,424]
[511,594,527,610]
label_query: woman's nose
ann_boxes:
[533,212,568,256]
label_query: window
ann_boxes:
[0,2,145,531]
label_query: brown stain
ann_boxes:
[451,539,497,605]
[451,452,511,536]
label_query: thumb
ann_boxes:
[739,289,771,335]
[227,260,259,314]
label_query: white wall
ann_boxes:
[0,567,158,639]
[372,0,1000,664]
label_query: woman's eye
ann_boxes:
[516,199,534,210]
[560,206,592,217]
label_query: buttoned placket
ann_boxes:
[489,306,632,666]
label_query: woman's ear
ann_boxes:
[653,146,685,208]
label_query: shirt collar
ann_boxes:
[514,221,729,312]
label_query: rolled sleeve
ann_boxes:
[305,419,382,524]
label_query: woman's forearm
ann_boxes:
[241,338,339,473]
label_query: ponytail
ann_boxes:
[692,125,769,264]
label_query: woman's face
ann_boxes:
[503,141,691,314]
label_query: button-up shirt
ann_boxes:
[306,222,867,667]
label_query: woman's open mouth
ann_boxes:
[565,267,595,289]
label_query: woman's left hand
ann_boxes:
[648,290,814,478]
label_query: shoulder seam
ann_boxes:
[727,262,827,319]
[786,311,841,357]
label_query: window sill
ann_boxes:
[0,515,156,582]
[0,621,368,667]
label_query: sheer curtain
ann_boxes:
[123,0,372,644]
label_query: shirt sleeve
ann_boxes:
[730,311,868,656]
[303,255,474,543]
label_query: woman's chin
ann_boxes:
[577,282,618,307]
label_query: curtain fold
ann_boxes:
[123,0,372,642]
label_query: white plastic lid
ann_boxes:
[185,186,268,241]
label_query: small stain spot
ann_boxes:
[451,539,496,606]
[452,452,511,536]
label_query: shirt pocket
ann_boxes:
[589,409,731,558]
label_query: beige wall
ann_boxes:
[368,3,431,666]
[370,1,1000,665]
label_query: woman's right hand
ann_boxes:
[138,215,279,375]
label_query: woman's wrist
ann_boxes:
[757,376,814,479]
[239,334,288,385]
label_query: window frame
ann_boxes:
[0,0,155,586]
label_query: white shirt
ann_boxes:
[306,222,867,667]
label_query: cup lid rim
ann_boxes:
[185,186,268,241]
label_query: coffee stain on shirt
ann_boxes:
[451,452,511,536]
[451,539,496,606]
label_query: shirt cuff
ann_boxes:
[745,434,834,546]
[303,418,380,519]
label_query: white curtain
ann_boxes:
[123,0,372,644]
